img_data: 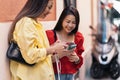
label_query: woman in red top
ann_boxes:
[46,6,84,80]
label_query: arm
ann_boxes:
[67,32,84,68]
[74,32,84,68]
[14,17,49,64]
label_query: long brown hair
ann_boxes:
[8,0,49,43]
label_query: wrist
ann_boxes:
[46,47,56,55]
[74,58,80,64]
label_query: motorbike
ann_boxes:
[90,1,120,79]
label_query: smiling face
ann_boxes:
[62,14,76,34]
[40,0,53,18]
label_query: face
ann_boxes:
[40,0,53,18]
[62,14,76,34]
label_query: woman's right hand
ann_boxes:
[53,40,68,54]
[53,41,76,59]
[46,40,68,55]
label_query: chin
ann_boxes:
[67,31,72,33]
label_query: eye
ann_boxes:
[72,21,76,24]
[66,20,70,23]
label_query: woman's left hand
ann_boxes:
[67,52,80,63]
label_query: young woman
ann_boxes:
[8,0,67,80]
[46,6,84,80]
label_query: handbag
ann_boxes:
[6,41,35,66]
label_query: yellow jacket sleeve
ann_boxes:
[13,17,49,64]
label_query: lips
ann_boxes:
[67,28,73,32]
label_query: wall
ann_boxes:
[0,0,56,22]
[0,22,12,80]
[0,0,96,80]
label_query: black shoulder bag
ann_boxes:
[6,41,35,66]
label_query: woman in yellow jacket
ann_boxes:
[8,0,67,80]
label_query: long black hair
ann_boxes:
[54,6,80,35]
[8,0,49,42]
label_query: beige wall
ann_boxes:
[0,0,97,80]
[0,22,12,80]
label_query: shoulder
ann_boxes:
[16,17,34,26]
[74,32,84,45]
[19,17,33,22]
[46,30,54,36]
[46,30,54,38]
[46,30,53,34]
[75,32,84,41]
[46,30,56,44]
[15,17,37,35]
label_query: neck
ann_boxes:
[56,31,74,42]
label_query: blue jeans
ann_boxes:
[55,74,74,80]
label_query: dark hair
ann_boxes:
[8,0,49,42]
[54,6,80,35]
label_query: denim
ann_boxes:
[55,74,74,80]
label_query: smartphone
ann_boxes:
[67,43,76,50]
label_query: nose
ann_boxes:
[68,23,73,27]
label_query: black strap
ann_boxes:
[52,30,57,42]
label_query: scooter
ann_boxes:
[90,26,120,79]
[90,1,120,79]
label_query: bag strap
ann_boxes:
[52,30,57,42]
[52,30,61,80]
[9,38,17,44]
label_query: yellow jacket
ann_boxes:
[10,17,55,80]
